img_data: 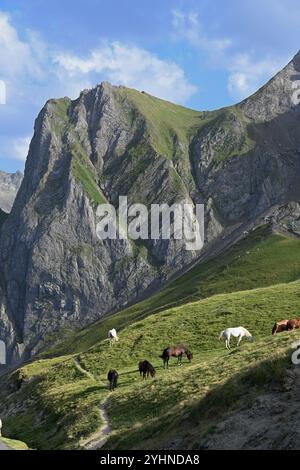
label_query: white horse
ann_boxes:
[219,327,253,350]
[108,328,119,346]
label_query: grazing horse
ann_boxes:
[108,328,119,346]
[272,320,289,335]
[138,360,156,379]
[160,346,193,369]
[219,327,253,350]
[107,369,119,391]
[287,319,300,331]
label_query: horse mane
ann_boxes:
[242,327,252,337]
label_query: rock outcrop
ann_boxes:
[1,51,300,365]
[0,171,23,213]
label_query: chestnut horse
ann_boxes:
[160,346,193,369]
[272,320,289,335]
[287,319,300,331]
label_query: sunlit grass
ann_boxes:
[2,228,300,449]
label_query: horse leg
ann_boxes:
[237,335,242,347]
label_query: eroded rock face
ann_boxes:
[1,51,300,365]
[0,171,23,213]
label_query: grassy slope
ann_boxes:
[1,228,300,449]
[1,280,300,449]
[0,437,29,450]
[104,331,298,450]
[117,88,255,173]
[116,88,254,165]
[43,227,300,357]
[116,88,203,160]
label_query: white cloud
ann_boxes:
[0,12,197,106]
[0,13,43,83]
[0,11,198,167]
[54,41,197,104]
[171,9,232,54]
[171,8,289,102]
[227,53,287,100]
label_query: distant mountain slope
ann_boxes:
[1,50,300,365]
[42,226,300,357]
[0,170,23,213]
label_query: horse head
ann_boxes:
[186,351,193,362]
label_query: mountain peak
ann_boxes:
[239,50,300,122]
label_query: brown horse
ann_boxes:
[107,369,119,391]
[287,319,300,331]
[138,360,156,379]
[272,320,289,335]
[160,346,193,369]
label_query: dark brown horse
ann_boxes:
[160,346,193,369]
[272,320,289,335]
[287,319,300,331]
[138,360,156,379]
[107,369,119,391]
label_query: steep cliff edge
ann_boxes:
[1,50,300,365]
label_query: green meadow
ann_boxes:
[1,227,300,449]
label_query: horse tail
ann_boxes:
[272,323,277,335]
[219,330,224,341]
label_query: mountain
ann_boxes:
[0,171,23,213]
[1,51,300,366]
[1,226,300,450]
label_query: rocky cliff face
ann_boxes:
[1,51,300,365]
[0,171,23,213]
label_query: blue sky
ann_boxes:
[1,0,300,172]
